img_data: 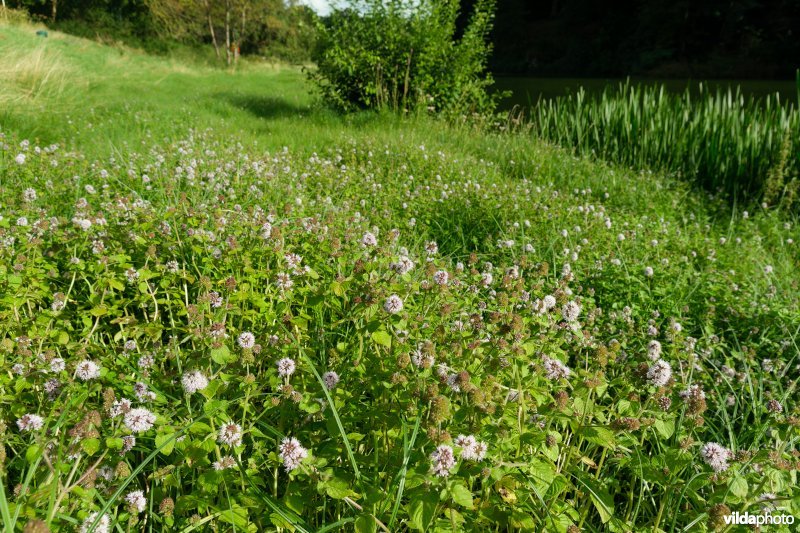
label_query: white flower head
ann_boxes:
[238,331,256,349]
[646,340,662,361]
[218,422,243,447]
[213,455,237,470]
[430,444,456,477]
[50,358,66,373]
[433,270,449,286]
[80,512,110,533]
[561,301,581,322]
[125,490,147,513]
[277,357,296,377]
[542,356,571,380]
[700,442,731,473]
[124,408,156,433]
[322,371,340,390]
[75,360,101,381]
[361,231,378,247]
[647,359,672,387]
[181,370,209,394]
[279,437,308,472]
[455,435,487,461]
[16,413,44,432]
[384,294,404,314]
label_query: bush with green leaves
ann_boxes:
[309,0,500,117]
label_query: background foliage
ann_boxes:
[3,0,317,61]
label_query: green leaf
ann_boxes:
[370,330,392,348]
[155,432,176,456]
[81,438,101,456]
[330,281,345,297]
[106,437,124,450]
[579,426,616,449]
[203,400,228,417]
[284,492,305,515]
[653,418,675,439]
[270,512,297,531]
[321,477,356,500]
[26,444,41,462]
[210,345,235,364]
[449,483,474,509]
[408,497,436,531]
[354,514,377,533]
[573,471,614,524]
[200,378,222,400]
[729,475,748,498]
[510,509,536,530]
[218,506,249,528]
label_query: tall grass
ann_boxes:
[0,29,73,106]
[529,80,800,208]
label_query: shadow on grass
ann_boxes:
[220,93,312,120]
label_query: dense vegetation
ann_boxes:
[528,82,800,209]
[310,0,499,116]
[2,24,800,532]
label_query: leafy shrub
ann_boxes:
[310,0,501,117]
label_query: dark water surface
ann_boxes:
[493,77,799,109]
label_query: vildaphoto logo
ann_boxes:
[724,512,795,525]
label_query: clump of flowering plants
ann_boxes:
[0,129,799,532]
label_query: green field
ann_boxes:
[1,23,800,532]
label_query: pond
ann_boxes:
[493,77,799,109]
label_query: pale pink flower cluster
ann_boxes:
[80,512,109,533]
[125,490,147,513]
[181,370,208,394]
[322,371,340,390]
[218,422,243,447]
[238,331,256,349]
[75,360,101,381]
[455,435,488,461]
[279,437,308,472]
[277,358,296,377]
[542,356,571,380]
[124,408,156,433]
[384,294,404,314]
[700,442,731,473]
[647,360,672,386]
[16,413,44,432]
[430,444,456,477]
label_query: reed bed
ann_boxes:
[529,78,800,207]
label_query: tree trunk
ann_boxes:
[240,4,246,45]
[203,0,221,60]
[51,0,57,22]
[225,0,232,66]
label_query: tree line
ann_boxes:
[4,0,317,63]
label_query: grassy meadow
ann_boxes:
[1,22,800,533]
